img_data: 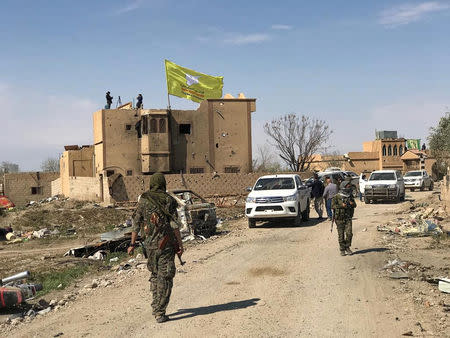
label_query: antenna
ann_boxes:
[116,96,122,108]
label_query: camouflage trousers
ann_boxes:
[336,219,353,251]
[147,247,176,317]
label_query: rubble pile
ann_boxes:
[378,201,448,237]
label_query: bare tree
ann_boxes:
[41,157,60,172]
[252,144,282,172]
[0,161,19,174]
[264,114,332,171]
[323,150,344,169]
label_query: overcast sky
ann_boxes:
[1,0,449,170]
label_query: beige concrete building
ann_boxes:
[309,131,437,176]
[93,98,256,177]
[54,97,256,202]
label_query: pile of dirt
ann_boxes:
[0,199,131,236]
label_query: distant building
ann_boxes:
[309,131,437,176]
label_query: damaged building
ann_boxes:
[52,97,257,204]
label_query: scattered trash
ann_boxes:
[402,331,413,336]
[377,218,443,237]
[362,228,367,232]
[438,278,450,293]
[389,271,409,279]
[32,228,51,239]
[6,232,16,241]
[88,250,107,260]
[38,307,51,315]
[109,257,119,262]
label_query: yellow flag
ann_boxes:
[165,60,223,103]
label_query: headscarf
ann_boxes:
[145,172,169,203]
[339,179,353,197]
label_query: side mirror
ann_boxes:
[246,187,252,192]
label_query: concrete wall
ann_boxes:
[3,172,59,206]
[108,172,311,202]
[441,175,450,210]
[93,98,256,176]
[66,177,102,201]
[51,178,62,196]
[60,146,94,197]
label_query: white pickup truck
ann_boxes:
[403,170,434,191]
[364,170,405,203]
[245,174,311,228]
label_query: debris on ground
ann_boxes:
[438,278,450,293]
[377,218,444,237]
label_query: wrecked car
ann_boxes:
[168,189,217,238]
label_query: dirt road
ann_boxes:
[6,191,445,337]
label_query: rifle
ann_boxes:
[330,212,335,233]
[158,235,185,265]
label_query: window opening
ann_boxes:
[189,167,204,174]
[125,124,131,131]
[179,124,191,134]
[382,145,387,156]
[150,118,157,133]
[31,187,42,195]
[225,166,240,173]
[126,170,133,176]
[393,145,398,156]
[106,170,115,177]
[159,118,166,133]
[388,145,392,156]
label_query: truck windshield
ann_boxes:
[254,178,295,190]
[369,173,396,181]
[404,171,421,177]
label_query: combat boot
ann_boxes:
[156,315,169,323]
[345,248,353,255]
[340,250,346,256]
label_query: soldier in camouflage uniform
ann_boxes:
[331,179,356,256]
[128,173,184,323]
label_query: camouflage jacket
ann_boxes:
[131,191,179,249]
[331,193,356,221]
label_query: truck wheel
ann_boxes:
[410,188,415,192]
[365,197,370,204]
[420,183,425,191]
[301,200,310,221]
[429,182,434,191]
[248,219,256,228]
[400,192,405,201]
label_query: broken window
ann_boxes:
[388,145,392,156]
[31,187,42,195]
[142,116,148,135]
[150,118,157,133]
[106,170,115,177]
[159,118,166,133]
[125,124,131,131]
[179,124,191,134]
[393,145,398,156]
[225,166,240,173]
[126,170,133,176]
[382,145,387,156]
[189,167,204,174]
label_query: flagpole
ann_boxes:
[167,93,172,110]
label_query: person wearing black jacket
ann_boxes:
[311,173,325,219]
[105,91,113,109]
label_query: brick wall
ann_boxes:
[3,172,59,206]
[109,172,312,202]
